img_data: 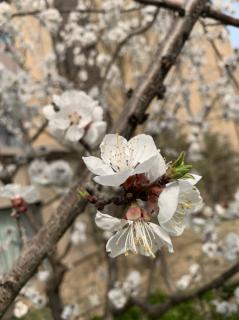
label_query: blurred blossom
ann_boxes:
[202,206,214,218]
[32,294,47,309]
[202,242,218,258]
[28,160,50,185]
[122,270,141,293]
[88,293,100,307]
[14,300,29,318]
[47,161,73,193]
[108,287,127,309]
[43,90,106,147]
[37,270,50,282]
[108,269,141,309]
[176,263,201,290]
[176,274,191,290]
[38,9,62,35]
[215,204,226,218]
[227,189,239,218]
[221,233,239,261]
[29,159,73,193]
[0,184,40,204]
[0,2,12,27]
[70,221,87,245]
[61,304,80,320]
[213,300,237,316]
[20,283,47,308]
[234,287,239,304]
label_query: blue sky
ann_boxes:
[227,2,239,48]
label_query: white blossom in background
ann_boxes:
[14,301,29,318]
[176,263,201,290]
[0,2,12,27]
[88,293,100,307]
[70,221,87,245]
[215,204,226,218]
[83,134,167,187]
[213,300,237,316]
[37,270,51,282]
[32,294,47,309]
[202,242,219,258]
[0,184,40,204]
[108,287,128,309]
[20,282,47,309]
[29,159,73,194]
[234,287,239,304]
[43,90,106,147]
[108,270,141,309]
[227,189,239,219]
[176,274,191,290]
[220,233,239,261]
[123,270,141,294]
[28,160,50,185]
[46,160,73,194]
[61,304,80,320]
[38,9,62,35]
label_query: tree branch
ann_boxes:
[114,0,208,138]
[135,0,239,28]
[132,260,239,317]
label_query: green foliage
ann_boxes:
[167,151,193,180]
[115,306,145,320]
[11,308,52,320]
[114,291,204,320]
[148,290,168,304]
[193,133,239,204]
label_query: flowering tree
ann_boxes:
[0,0,239,319]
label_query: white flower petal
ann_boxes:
[83,121,106,148]
[128,134,158,167]
[157,182,180,224]
[92,106,103,121]
[149,223,174,253]
[65,125,84,141]
[133,154,158,175]
[95,211,127,231]
[75,106,92,128]
[0,184,22,198]
[100,134,128,171]
[106,225,131,258]
[50,116,70,130]
[146,152,167,182]
[82,156,114,176]
[0,184,39,203]
[52,94,64,108]
[108,287,127,309]
[43,104,56,119]
[161,212,186,236]
[183,174,202,185]
[94,169,132,187]
[21,186,40,203]
[178,181,203,215]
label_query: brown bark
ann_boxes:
[136,0,239,28]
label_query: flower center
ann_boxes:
[11,196,28,213]
[69,112,81,125]
[124,221,155,258]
